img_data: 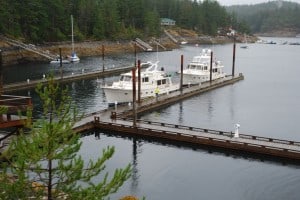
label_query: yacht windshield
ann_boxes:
[189,65,196,69]
[120,75,131,82]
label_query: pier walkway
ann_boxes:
[2,65,137,93]
[134,38,153,52]
[72,74,300,161]
[0,35,57,61]
[74,107,300,161]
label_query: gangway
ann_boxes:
[151,38,167,51]
[0,35,57,61]
[164,29,178,43]
[134,38,153,51]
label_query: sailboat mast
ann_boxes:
[71,15,74,53]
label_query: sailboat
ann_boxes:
[240,34,249,49]
[68,15,80,63]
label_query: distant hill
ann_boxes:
[226,1,300,36]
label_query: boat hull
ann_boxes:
[182,73,226,85]
[102,84,180,105]
[69,55,80,63]
[50,59,70,64]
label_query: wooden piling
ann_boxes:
[210,51,213,82]
[232,37,236,77]
[59,48,63,79]
[180,55,183,93]
[0,50,2,95]
[137,60,141,103]
[102,45,105,72]
[132,68,137,127]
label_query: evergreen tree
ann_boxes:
[144,11,160,37]
[0,77,131,200]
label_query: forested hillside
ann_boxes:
[0,0,245,43]
[227,1,300,35]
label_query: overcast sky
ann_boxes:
[217,0,300,6]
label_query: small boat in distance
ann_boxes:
[50,58,70,64]
[178,49,226,85]
[240,45,248,49]
[102,61,179,106]
[69,15,80,63]
[240,34,248,49]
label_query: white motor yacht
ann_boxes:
[102,61,179,105]
[178,49,226,85]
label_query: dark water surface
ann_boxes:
[4,37,300,199]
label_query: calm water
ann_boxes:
[3,37,300,199]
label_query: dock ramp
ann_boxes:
[151,38,167,51]
[163,29,178,43]
[134,38,153,51]
[0,35,57,60]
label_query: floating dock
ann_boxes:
[2,65,138,93]
[0,94,32,151]
[72,74,300,162]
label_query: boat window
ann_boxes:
[204,66,207,70]
[157,80,162,85]
[142,77,149,82]
[162,79,166,85]
[120,75,131,81]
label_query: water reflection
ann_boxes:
[178,102,183,123]
[130,138,142,194]
[206,93,214,121]
[94,130,300,168]
[229,86,235,121]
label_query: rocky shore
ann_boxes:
[0,30,256,67]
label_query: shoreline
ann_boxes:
[0,35,253,67]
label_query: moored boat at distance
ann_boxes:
[69,15,80,63]
[102,61,180,106]
[178,49,226,85]
[240,34,249,49]
[50,57,70,64]
[67,52,80,63]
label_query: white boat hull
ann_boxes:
[50,59,70,64]
[69,54,80,63]
[182,72,226,85]
[102,84,179,105]
[179,49,226,85]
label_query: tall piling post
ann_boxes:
[132,67,137,127]
[180,55,183,93]
[232,36,236,77]
[134,42,137,67]
[102,44,105,72]
[0,50,3,95]
[210,50,213,83]
[59,48,63,79]
[137,60,141,103]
